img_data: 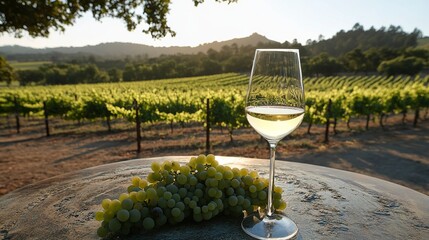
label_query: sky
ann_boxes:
[0,0,428,49]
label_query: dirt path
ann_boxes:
[1,116,428,196]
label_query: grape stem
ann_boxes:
[267,143,277,217]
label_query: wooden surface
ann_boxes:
[0,156,428,240]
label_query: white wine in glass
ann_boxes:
[242,49,304,239]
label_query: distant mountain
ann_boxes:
[0,33,276,60]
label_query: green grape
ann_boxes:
[208,201,216,211]
[196,154,206,164]
[119,193,129,202]
[108,218,121,232]
[180,165,191,175]
[121,198,134,210]
[188,176,198,185]
[228,196,238,206]
[236,187,245,196]
[223,170,234,180]
[151,162,161,172]
[178,188,187,198]
[226,187,234,196]
[243,176,253,186]
[166,184,178,194]
[210,179,218,187]
[162,160,172,171]
[249,185,257,193]
[131,176,141,186]
[163,191,172,200]
[134,202,143,210]
[171,208,181,217]
[206,154,215,164]
[232,168,241,177]
[211,160,219,168]
[175,201,185,211]
[129,192,138,202]
[147,173,156,183]
[101,199,111,210]
[256,181,266,191]
[258,191,267,200]
[109,199,121,212]
[172,161,181,171]
[215,190,223,199]
[202,205,209,213]
[237,195,244,205]
[196,164,205,172]
[215,165,224,173]
[207,167,216,177]
[197,171,207,181]
[156,186,166,198]
[240,168,249,176]
[97,226,108,238]
[117,209,130,222]
[249,170,259,178]
[189,200,197,209]
[231,178,240,188]
[194,189,203,198]
[273,199,281,209]
[103,210,114,221]
[193,206,201,215]
[274,186,283,193]
[279,200,287,210]
[141,207,150,218]
[129,209,141,223]
[273,192,282,200]
[172,193,180,202]
[139,179,148,189]
[158,197,167,208]
[136,190,147,202]
[208,187,217,197]
[95,211,104,221]
[146,188,157,200]
[214,172,223,180]
[143,217,155,230]
[167,199,176,208]
[177,174,187,185]
[96,154,288,238]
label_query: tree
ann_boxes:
[1,0,237,39]
[378,56,425,76]
[343,49,368,73]
[17,69,45,86]
[0,57,15,85]
[308,53,343,77]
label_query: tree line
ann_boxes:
[1,24,428,86]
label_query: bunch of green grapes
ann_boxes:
[95,154,286,238]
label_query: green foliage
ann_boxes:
[0,57,16,85]
[377,56,425,76]
[1,73,428,136]
[0,0,236,38]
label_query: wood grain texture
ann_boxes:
[0,156,428,240]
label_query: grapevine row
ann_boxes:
[0,74,428,140]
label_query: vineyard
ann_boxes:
[1,73,429,148]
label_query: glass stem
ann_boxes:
[267,142,277,217]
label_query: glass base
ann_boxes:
[241,212,298,240]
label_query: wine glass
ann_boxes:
[242,49,304,239]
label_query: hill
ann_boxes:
[0,33,276,60]
[306,23,423,56]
